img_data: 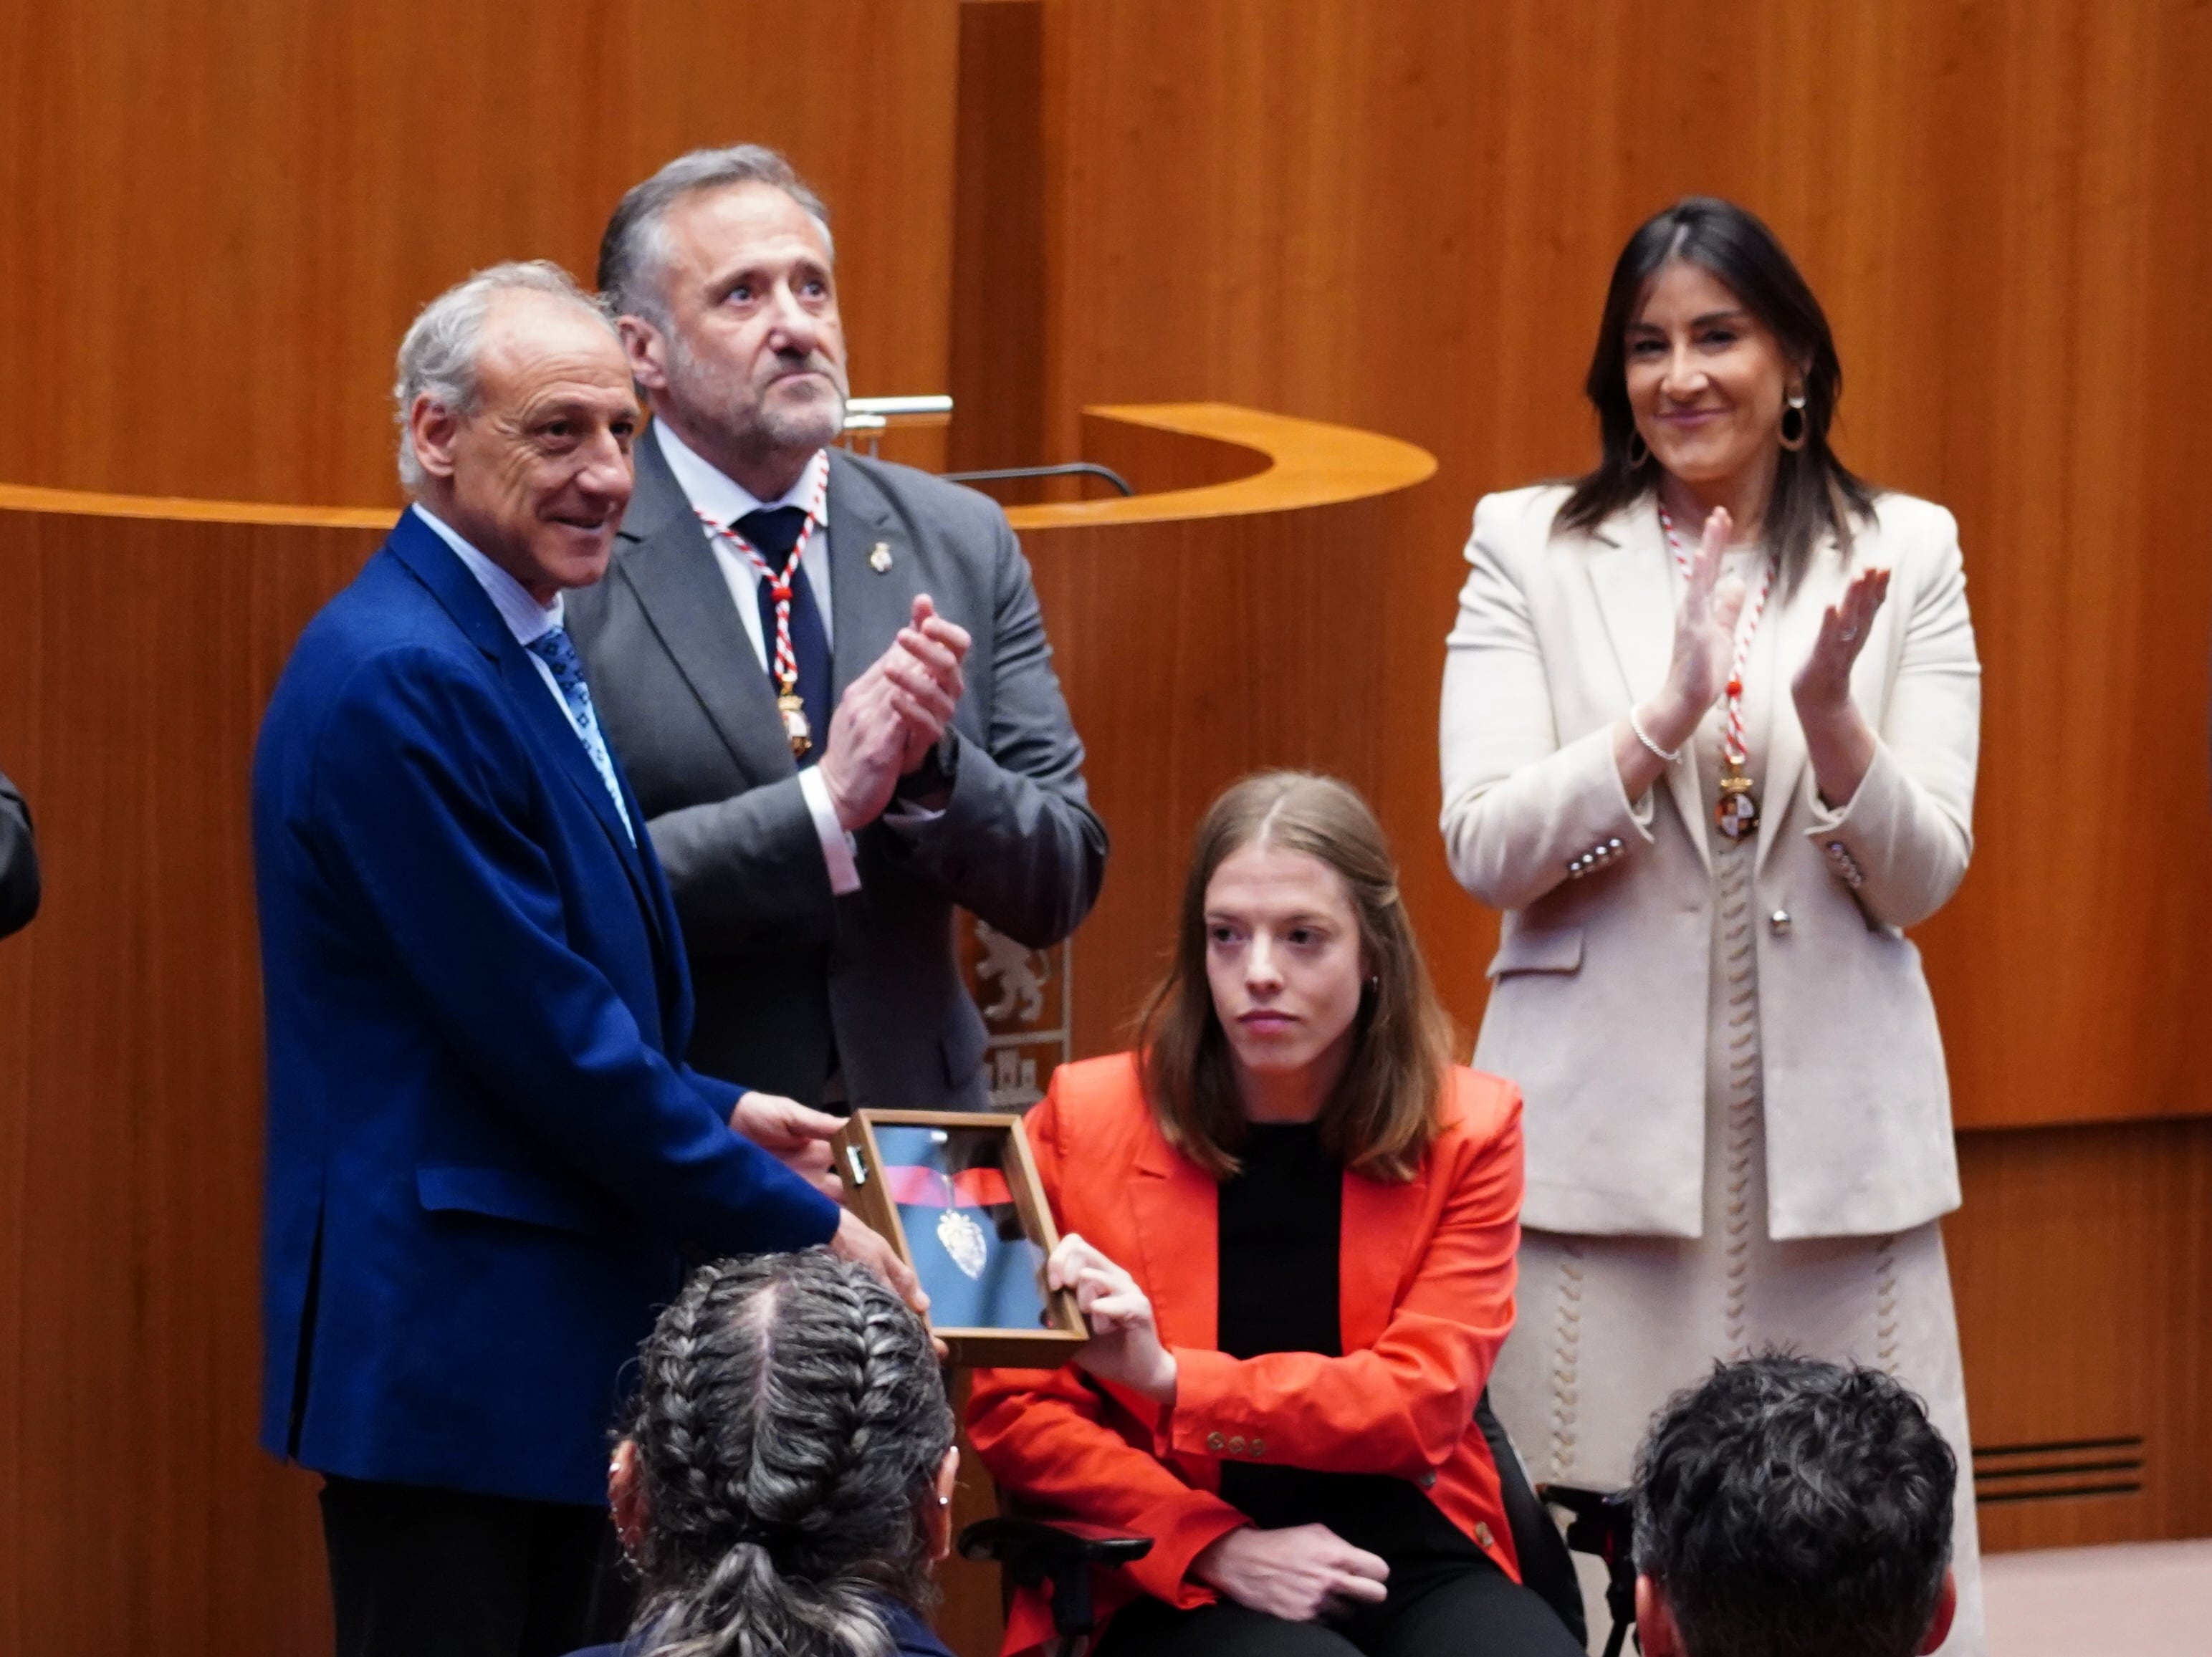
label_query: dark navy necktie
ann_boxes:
[739,505,831,769]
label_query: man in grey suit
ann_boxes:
[570,145,1106,1111]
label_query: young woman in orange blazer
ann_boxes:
[967,774,1581,1657]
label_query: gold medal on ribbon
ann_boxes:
[776,688,812,759]
[1715,758,1759,839]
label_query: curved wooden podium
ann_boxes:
[0,405,1435,1657]
[1003,404,1437,1060]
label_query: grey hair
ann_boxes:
[597,144,834,327]
[391,260,618,492]
[621,1251,954,1657]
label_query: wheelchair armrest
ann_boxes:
[958,1515,1154,1573]
[1538,1482,1634,1568]
[957,1517,1154,1641]
[1538,1484,1638,1657]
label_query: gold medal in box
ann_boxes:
[830,1110,1088,1368]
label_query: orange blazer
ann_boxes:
[967,1054,1526,1656]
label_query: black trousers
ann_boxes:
[1093,1554,1586,1657]
[320,1475,635,1657]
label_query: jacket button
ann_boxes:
[1250,1438,1265,1457]
[1769,909,1791,934]
[1475,1522,1495,1547]
[1227,1436,1247,1455]
[1419,1470,1438,1489]
[1206,1431,1225,1452]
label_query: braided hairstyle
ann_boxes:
[623,1250,955,1657]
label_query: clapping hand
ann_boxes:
[1658,506,1748,729]
[1791,565,1890,716]
[1047,1233,1177,1403]
[816,594,972,830]
[1193,1524,1392,1622]
[884,595,971,774]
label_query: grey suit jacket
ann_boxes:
[567,436,1106,1110]
[0,767,38,941]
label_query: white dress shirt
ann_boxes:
[411,504,633,841]
[652,421,861,893]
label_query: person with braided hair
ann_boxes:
[570,1250,960,1657]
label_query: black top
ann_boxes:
[1215,1123,1478,1565]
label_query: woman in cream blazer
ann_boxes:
[1440,198,1984,1655]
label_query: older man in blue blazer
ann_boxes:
[252,261,918,1657]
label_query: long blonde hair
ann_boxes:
[1136,772,1454,1183]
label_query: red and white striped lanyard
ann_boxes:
[1657,501,1775,770]
[695,451,831,699]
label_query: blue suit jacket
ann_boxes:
[253,509,841,1505]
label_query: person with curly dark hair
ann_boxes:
[568,1250,959,1657]
[1632,1355,1958,1657]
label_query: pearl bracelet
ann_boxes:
[1628,707,1684,765]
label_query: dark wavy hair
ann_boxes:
[1634,1354,1957,1657]
[1136,772,1455,1184]
[1556,196,1877,595]
[621,1251,954,1657]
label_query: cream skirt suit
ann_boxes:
[1440,484,1984,1655]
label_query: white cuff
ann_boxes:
[798,767,862,895]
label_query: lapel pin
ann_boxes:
[869,541,894,573]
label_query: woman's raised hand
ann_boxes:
[1790,565,1890,808]
[1791,565,1890,716]
[1192,1523,1392,1622]
[1047,1233,1177,1403]
[1652,505,1749,741]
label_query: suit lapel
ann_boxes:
[826,450,924,702]
[1128,1124,1219,1354]
[1586,504,1712,873]
[615,433,800,787]
[386,513,664,933]
[1340,1161,1430,1354]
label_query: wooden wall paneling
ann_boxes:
[1950,1120,2212,1550]
[960,0,2212,1560]
[1022,0,2212,1132]
[0,0,959,506]
[951,0,1050,489]
[1006,405,1437,1059]
[0,498,380,1654]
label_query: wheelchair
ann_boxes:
[959,1389,1636,1657]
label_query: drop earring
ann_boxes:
[1778,391,1808,452]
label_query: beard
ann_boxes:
[665,330,846,459]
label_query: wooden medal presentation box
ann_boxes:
[830,1109,1088,1368]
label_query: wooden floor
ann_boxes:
[1985,1540,2212,1657]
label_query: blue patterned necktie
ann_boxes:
[525,625,634,842]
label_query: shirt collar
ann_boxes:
[409,503,564,644]
[653,418,828,532]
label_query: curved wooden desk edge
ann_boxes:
[0,481,393,531]
[1002,403,1437,530]
[0,405,1435,535]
